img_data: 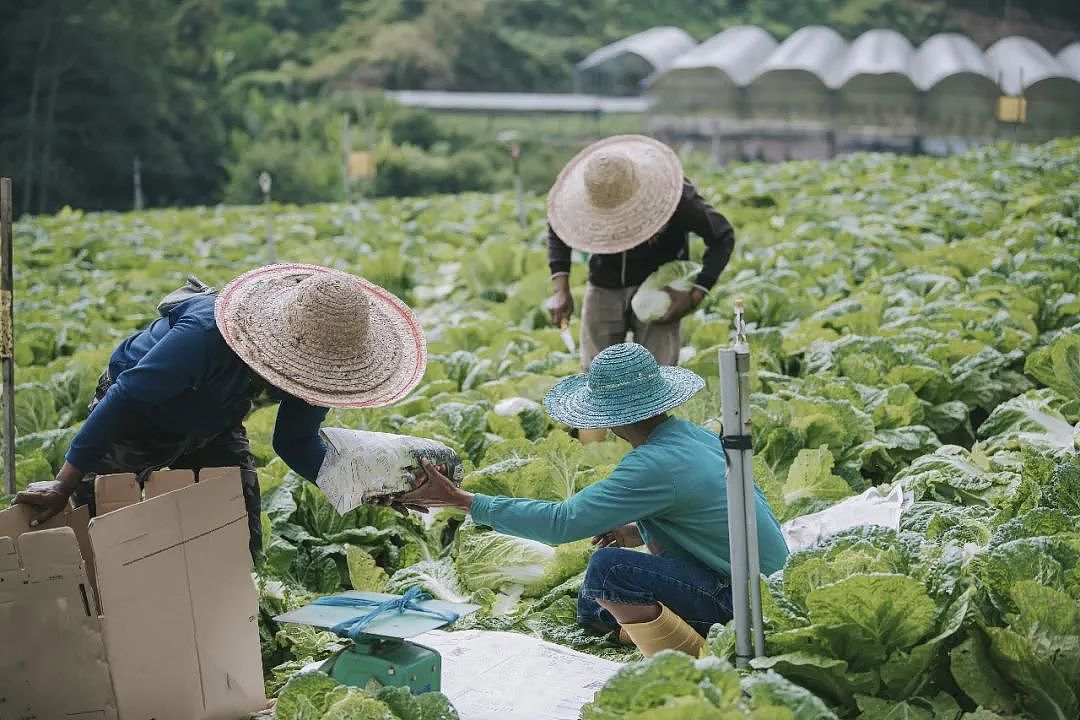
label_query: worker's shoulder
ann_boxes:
[655,417,718,446]
[631,419,720,463]
[167,294,221,333]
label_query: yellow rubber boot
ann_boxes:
[617,627,633,646]
[620,604,705,658]
[578,428,608,444]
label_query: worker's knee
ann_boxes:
[580,547,657,606]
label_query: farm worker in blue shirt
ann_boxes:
[14,263,427,560]
[403,343,789,658]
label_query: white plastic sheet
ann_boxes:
[781,485,907,554]
[417,629,621,720]
[294,629,621,720]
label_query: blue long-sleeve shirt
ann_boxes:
[471,418,789,577]
[65,296,328,479]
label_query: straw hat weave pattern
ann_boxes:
[543,343,703,429]
[547,135,684,255]
[216,264,426,408]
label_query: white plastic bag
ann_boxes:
[630,260,702,323]
[315,428,464,514]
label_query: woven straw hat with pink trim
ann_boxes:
[547,134,683,254]
[215,264,427,408]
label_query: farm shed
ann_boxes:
[645,26,777,114]
[745,26,847,124]
[986,36,1080,141]
[911,33,1000,142]
[830,29,919,139]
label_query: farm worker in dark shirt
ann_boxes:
[545,135,735,442]
[401,343,788,659]
[14,263,427,560]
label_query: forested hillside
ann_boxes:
[2,0,1077,213]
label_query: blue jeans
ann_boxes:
[577,547,734,636]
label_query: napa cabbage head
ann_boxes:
[453,520,556,594]
[630,260,702,324]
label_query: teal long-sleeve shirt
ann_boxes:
[470,418,789,577]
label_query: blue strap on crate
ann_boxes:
[312,586,460,641]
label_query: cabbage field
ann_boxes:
[5,139,1079,720]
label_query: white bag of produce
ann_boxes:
[630,260,702,323]
[315,428,464,514]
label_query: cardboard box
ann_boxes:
[0,467,266,720]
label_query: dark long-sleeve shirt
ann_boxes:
[66,296,328,480]
[547,178,735,291]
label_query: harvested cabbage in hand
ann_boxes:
[630,260,702,323]
[315,428,464,514]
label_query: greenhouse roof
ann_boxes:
[1057,42,1080,78]
[829,29,915,88]
[910,33,995,91]
[577,26,696,74]
[663,26,778,86]
[986,36,1076,94]
[752,25,847,83]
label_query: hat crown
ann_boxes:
[583,151,638,209]
[283,272,370,346]
[586,343,660,395]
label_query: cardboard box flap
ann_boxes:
[90,470,264,720]
[0,503,97,596]
[0,523,117,720]
[95,472,142,515]
[198,466,242,484]
[0,535,17,572]
[178,467,248,537]
[19,525,85,571]
[145,468,196,498]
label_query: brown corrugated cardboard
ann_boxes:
[144,468,198,498]
[94,472,142,514]
[0,525,117,720]
[0,467,265,720]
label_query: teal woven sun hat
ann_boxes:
[543,343,705,429]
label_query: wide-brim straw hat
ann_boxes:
[543,343,703,429]
[216,263,427,408]
[547,135,683,255]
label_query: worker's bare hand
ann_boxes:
[13,480,72,527]
[547,289,574,327]
[592,523,643,549]
[657,287,702,324]
[401,459,473,512]
[370,496,428,518]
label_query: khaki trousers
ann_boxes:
[580,283,681,371]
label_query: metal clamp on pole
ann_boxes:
[719,298,765,667]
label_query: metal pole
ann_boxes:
[720,347,751,666]
[343,113,351,201]
[1,178,15,495]
[133,156,145,211]
[511,145,526,229]
[719,299,764,666]
[733,303,765,656]
[259,171,275,264]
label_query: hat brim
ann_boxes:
[543,366,705,429]
[547,135,684,255]
[215,264,427,409]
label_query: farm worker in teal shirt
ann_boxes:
[403,342,789,658]
[14,264,427,561]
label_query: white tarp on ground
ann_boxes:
[781,485,907,554]
[416,629,621,720]
[290,629,620,720]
